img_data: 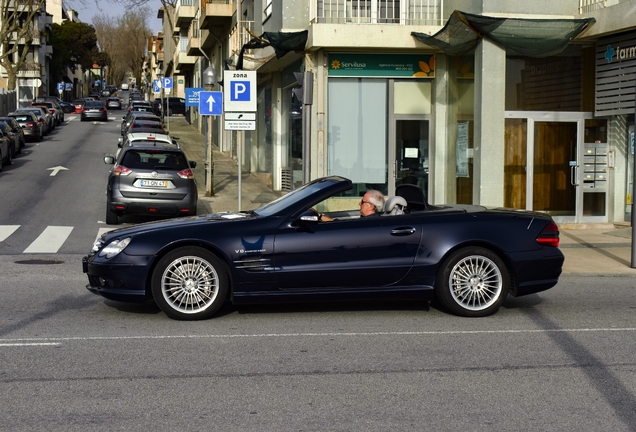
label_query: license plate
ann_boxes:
[140,180,168,187]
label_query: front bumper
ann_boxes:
[82,254,153,303]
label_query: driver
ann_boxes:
[315,189,384,221]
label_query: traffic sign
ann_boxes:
[199,91,223,116]
[224,120,256,131]
[57,82,63,92]
[185,87,203,107]
[153,80,161,93]
[223,70,256,112]
[162,77,173,89]
[225,113,256,121]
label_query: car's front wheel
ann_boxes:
[435,246,509,317]
[151,247,228,320]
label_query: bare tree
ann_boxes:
[92,8,151,89]
[0,0,48,90]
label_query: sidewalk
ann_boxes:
[166,116,280,215]
[166,116,636,277]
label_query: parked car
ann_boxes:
[0,117,25,153]
[0,127,13,170]
[83,176,564,321]
[8,111,43,142]
[72,99,86,113]
[32,101,63,125]
[162,97,187,116]
[34,96,74,113]
[81,100,108,122]
[126,119,167,135]
[121,112,162,135]
[102,134,197,224]
[16,107,52,134]
[106,97,122,110]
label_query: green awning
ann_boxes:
[412,11,595,57]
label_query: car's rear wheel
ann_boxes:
[435,246,509,317]
[4,146,13,166]
[151,247,228,320]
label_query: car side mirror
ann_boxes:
[296,209,320,225]
[104,156,115,164]
[117,137,123,148]
[189,161,197,168]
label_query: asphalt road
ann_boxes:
[0,110,635,431]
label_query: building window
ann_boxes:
[264,0,273,22]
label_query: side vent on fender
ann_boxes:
[233,257,271,271]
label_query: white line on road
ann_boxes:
[0,343,61,347]
[0,225,20,242]
[1,327,635,344]
[23,226,74,253]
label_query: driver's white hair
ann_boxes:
[366,190,385,214]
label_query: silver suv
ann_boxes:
[104,136,198,224]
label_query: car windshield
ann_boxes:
[254,180,339,217]
[85,102,103,108]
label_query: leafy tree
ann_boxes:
[49,21,101,83]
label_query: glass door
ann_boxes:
[532,121,578,218]
[395,120,429,192]
[505,112,605,223]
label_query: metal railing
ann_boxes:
[579,0,633,13]
[313,0,443,25]
[229,20,254,56]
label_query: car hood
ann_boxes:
[102,211,259,241]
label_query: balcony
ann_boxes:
[199,0,233,30]
[176,0,197,27]
[176,36,196,71]
[176,52,197,71]
[187,20,202,56]
[314,0,443,25]
[228,20,254,62]
[11,29,42,45]
[17,61,43,78]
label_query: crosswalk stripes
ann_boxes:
[0,225,116,254]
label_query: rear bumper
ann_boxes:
[507,248,565,297]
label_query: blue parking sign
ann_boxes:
[163,77,173,89]
[229,81,250,101]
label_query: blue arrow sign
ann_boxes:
[199,91,223,116]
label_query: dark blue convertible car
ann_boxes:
[83,176,564,320]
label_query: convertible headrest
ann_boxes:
[384,196,407,215]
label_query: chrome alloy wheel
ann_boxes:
[161,255,220,314]
[449,255,503,311]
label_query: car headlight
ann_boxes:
[98,237,131,259]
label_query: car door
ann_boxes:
[273,215,421,289]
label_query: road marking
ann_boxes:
[47,166,69,176]
[23,226,74,253]
[0,343,60,347]
[0,225,20,242]
[1,327,635,344]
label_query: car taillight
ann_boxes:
[114,165,132,176]
[26,122,36,127]
[177,169,194,179]
[536,221,560,247]
[49,109,55,114]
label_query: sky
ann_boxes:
[73,0,164,33]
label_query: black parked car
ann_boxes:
[83,176,564,321]
[0,127,12,170]
[0,115,26,154]
[0,119,24,156]
[162,97,186,116]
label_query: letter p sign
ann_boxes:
[230,81,250,101]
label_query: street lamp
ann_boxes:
[203,65,217,197]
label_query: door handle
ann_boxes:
[570,164,579,186]
[391,227,416,236]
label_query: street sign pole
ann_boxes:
[199,90,223,197]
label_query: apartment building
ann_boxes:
[161,0,636,226]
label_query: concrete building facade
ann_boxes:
[160,0,636,225]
